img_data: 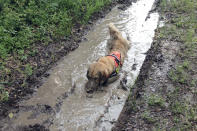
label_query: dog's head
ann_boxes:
[85,62,108,93]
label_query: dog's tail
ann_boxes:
[108,23,119,36]
[108,23,131,49]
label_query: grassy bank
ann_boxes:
[159,0,197,129]
[0,0,112,102]
[113,0,197,130]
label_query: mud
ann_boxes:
[0,0,161,130]
[0,0,134,119]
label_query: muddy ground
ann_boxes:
[0,0,136,129]
[2,0,196,130]
[112,0,197,130]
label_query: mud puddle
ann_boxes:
[1,0,159,130]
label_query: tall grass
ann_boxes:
[0,0,111,60]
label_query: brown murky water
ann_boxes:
[1,0,159,130]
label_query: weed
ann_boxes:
[28,49,38,57]
[182,60,190,69]
[170,101,186,115]
[186,107,197,121]
[141,111,157,124]
[191,80,196,87]
[128,99,137,112]
[0,85,9,101]
[24,64,33,76]
[168,64,188,85]
[147,94,165,108]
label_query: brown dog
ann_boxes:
[85,23,130,93]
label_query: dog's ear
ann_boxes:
[98,70,109,85]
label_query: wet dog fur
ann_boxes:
[85,23,130,93]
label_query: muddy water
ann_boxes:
[2,0,159,131]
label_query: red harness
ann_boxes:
[107,51,122,78]
[108,51,122,67]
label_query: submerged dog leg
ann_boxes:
[107,74,120,84]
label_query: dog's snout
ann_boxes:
[85,79,98,93]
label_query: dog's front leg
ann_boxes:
[105,74,120,85]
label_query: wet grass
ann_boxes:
[141,111,157,124]
[159,0,197,88]
[147,94,165,108]
[0,0,112,102]
[158,0,197,130]
[0,85,9,101]
[168,63,190,85]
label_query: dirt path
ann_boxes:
[112,0,197,130]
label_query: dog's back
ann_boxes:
[108,23,130,62]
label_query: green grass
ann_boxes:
[170,101,186,115]
[141,111,157,124]
[24,64,33,76]
[169,64,189,85]
[0,85,9,101]
[0,0,112,60]
[147,94,165,108]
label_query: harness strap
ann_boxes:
[107,52,122,78]
[110,54,121,66]
[107,52,122,67]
